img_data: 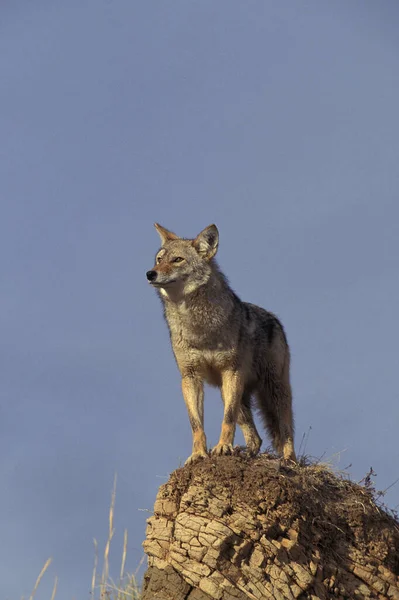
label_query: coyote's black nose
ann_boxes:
[146,270,157,282]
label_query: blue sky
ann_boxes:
[1,1,399,598]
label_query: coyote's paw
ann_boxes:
[282,456,297,467]
[211,443,234,457]
[185,450,208,465]
[234,444,260,457]
[247,443,261,457]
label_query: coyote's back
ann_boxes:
[146,223,296,464]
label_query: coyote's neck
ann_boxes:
[160,269,237,331]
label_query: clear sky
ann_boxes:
[1,1,399,598]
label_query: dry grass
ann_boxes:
[94,476,142,599]
[26,474,142,600]
[28,558,53,600]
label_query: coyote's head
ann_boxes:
[146,224,219,297]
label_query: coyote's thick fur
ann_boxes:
[146,224,296,464]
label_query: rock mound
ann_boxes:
[142,454,399,599]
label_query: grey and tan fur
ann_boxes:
[146,223,296,464]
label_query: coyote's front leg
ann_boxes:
[212,370,244,456]
[181,376,208,464]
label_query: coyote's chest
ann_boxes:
[175,341,236,387]
[166,304,240,386]
[167,303,230,349]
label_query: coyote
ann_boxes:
[146,224,296,464]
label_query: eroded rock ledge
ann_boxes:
[142,454,399,600]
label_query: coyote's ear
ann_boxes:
[154,223,179,245]
[193,224,219,260]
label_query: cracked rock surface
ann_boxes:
[142,454,399,600]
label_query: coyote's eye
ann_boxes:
[156,256,162,263]
[172,257,184,263]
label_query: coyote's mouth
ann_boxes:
[149,279,177,287]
